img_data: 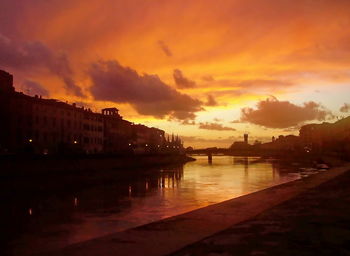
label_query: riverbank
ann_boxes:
[39,161,350,256]
[172,162,350,256]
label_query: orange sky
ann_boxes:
[1,0,350,148]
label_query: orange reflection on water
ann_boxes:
[74,197,78,207]
[13,156,302,256]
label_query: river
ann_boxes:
[4,156,313,255]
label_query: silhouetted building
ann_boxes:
[0,70,14,93]
[0,90,104,154]
[132,124,165,154]
[230,133,251,151]
[102,107,132,153]
[300,117,350,154]
[0,70,183,155]
[0,70,15,152]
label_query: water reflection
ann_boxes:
[74,197,78,208]
[4,156,306,256]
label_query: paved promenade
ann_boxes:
[172,165,350,256]
[41,163,350,256]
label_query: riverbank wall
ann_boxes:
[40,161,350,256]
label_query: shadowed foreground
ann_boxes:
[172,166,350,256]
[36,163,350,256]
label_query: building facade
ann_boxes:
[0,70,183,155]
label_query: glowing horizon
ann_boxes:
[1,0,350,148]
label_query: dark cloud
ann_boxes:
[205,94,218,106]
[0,34,84,97]
[22,80,49,97]
[173,69,196,89]
[199,122,236,131]
[340,103,350,113]
[240,98,333,128]
[157,40,172,57]
[89,60,203,120]
[231,120,241,124]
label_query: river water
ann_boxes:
[5,156,310,255]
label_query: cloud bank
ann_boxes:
[89,60,203,120]
[0,34,83,97]
[241,98,333,128]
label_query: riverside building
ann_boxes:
[0,70,183,155]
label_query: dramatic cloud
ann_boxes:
[1,0,350,148]
[173,69,196,89]
[0,34,83,97]
[157,40,172,57]
[340,103,350,113]
[241,98,333,128]
[205,95,218,106]
[199,122,236,131]
[89,60,203,120]
[22,80,49,97]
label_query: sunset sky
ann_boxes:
[1,0,350,148]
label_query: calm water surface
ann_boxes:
[6,156,310,255]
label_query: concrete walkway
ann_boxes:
[42,164,350,256]
[172,165,350,256]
